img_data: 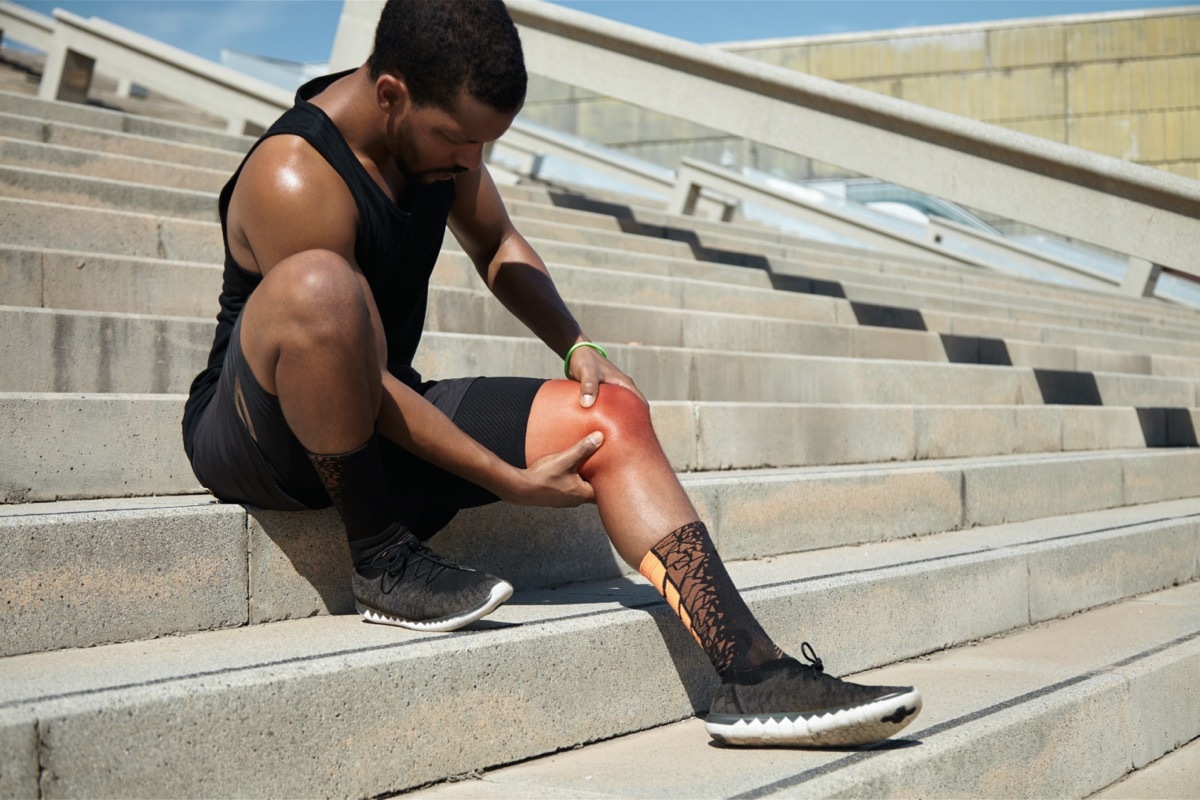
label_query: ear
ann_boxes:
[375,72,411,117]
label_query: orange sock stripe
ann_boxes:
[638,550,666,589]
[639,550,702,646]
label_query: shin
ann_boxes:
[525,380,783,674]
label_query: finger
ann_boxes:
[546,431,603,471]
[572,431,603,467]
[577,477,597,504]
[578,366,601,408]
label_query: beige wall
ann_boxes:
[520,5,1200,182]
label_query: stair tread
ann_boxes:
[5,495,1198,706]
[410,581,1200,799]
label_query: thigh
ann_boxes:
[189,316,329,510]
[382,376,546,537]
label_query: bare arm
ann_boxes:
[448,166,645,407]
[377,371,600,506]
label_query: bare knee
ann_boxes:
[252,250,374,348]
[587,384,652,437]
[239,251,382,394]
[278,250,364,321]
[573,384,660,479]
[527,380,664,476]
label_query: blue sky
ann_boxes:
[15,0,1187,64]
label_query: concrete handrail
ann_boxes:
[924,216,1121,291]
[37,9,290,135]
[506,0,1200,280]
[496,119,739,220]
[671,157,961,264]
[502,120,674,195]
[671,156,1128,287]
[0,0,53,52]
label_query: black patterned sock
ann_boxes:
[639,521,785,675]
[305,436,404,564]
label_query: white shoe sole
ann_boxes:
[355,580,514,632]
[706,687,922,747]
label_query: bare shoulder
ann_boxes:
[227,134,359,274]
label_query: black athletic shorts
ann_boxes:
[188,315,546,539]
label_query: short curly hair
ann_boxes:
[367,0,527,113]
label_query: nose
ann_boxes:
[457,143,485,172]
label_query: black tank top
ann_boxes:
[182,70,456,457]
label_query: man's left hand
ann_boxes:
[566,344,645,408]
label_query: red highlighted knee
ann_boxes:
[526,380,660,478]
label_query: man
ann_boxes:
[182,0,921,747]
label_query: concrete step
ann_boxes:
[0,197,769,290]
[8,245,1200,381]
[13,388,1196,502]
[5,305,1197,406]
[815,273,1200,344]
[609,204,1198,324]
[496,215,1200,338]
[4,450,1198,655]
[1,160,715,259]
[0,72,35,93]
[2,162,1190,342]
[1,499,1196,796]
[0,197,219,262]
[83,95,232,134]
[411,580,1200,800]
[1094,734,1200,799]
[763,248,1200,334]
[4,155,1196,342]
[433,252,1200,375]
[0,90,252,152]
[0,111,244,171]
[516,182,1196,327]
[7,193,1200,362]
[0,140,1190,335]
[0,136,227,192]
[426,285,1200,380]
[0,163,217,222]
[0,247,223,318]
[14,144,1161,339]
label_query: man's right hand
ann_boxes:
[504,431,604,507]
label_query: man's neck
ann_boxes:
[309,65,408,203]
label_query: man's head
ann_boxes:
[368,0,527,114]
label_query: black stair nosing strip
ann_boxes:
[4,510,1196,712]
[730,627,1200,800]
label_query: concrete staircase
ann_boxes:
[1,74,1198,799]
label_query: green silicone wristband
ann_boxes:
[563,341,607,378]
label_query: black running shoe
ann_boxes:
[352,533,513,632]
[706,643,922,747]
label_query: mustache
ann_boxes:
[396,162,471,182]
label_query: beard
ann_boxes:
[392,117,467,183]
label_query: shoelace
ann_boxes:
[799,641,825,675]
[374,537,461,594]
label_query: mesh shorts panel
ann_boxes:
[451,376,547,468]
